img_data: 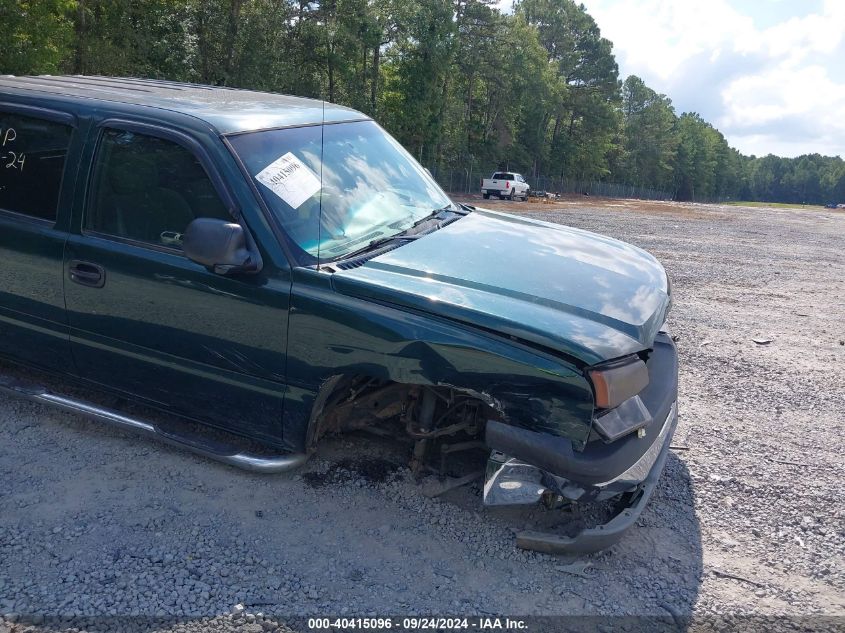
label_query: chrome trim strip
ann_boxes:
[594,401,677,487]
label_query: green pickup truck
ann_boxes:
[0,76,678,553]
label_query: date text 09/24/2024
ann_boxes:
[307,617,528,630]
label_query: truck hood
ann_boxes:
[331,209,671,365]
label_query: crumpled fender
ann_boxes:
[279,268,594,454]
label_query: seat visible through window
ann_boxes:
[87,128,230,248]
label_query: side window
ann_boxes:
[86,128,231,249]
[0,112,72,222]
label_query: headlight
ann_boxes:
[588,355,649,409]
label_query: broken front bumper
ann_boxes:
[483,332,679,553]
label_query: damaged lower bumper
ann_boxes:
[483,332,679,553]
[515,402,675,554]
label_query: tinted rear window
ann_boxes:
[492,172,513,180]
[0,113,72,222]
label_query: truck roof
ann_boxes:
[0,75,366,134]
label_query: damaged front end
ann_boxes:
[303,331,678,554]
[482,331,679,553]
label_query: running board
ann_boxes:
[0,374,309,474]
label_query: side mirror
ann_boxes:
[183,218,259,275]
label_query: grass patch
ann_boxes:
[725,200,827,210]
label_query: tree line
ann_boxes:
[3,0,843,204]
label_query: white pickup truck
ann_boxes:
[481,171,530,201]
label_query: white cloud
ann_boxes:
[720,64,845,156]
[586,0,758,79]
[573,0,845,157]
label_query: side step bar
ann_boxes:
[0,375,309,474]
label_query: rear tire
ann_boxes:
[483,193,490,199]
[509,190,515,201]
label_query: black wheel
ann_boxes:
[508,190,515,201]
[483,193,489,199]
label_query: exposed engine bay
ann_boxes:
[311,378,492,489]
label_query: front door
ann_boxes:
[64,121,291,446]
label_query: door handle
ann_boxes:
[69,260,106,288]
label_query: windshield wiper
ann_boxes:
[337,205,458,263]
[341,233,422,261]
[409,205,453,229]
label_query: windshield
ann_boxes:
[228,120,452,263]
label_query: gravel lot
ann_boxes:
[1,197,843,631]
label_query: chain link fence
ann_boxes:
[426,165,674,202]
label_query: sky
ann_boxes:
[498,0,845,158]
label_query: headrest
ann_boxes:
[109,155,159,195]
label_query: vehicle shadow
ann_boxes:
[462,450,703,626]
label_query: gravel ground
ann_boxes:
[1,197,843,632]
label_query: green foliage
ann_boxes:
[380,0,456,163]
[0,0,75,74]
[68,0,195,79]
[743,153,845,205]
[1,0,840,204]
[516,0,620,180]
[618,76,676,190]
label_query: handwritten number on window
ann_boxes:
[4,151,25,171]
[1,127,24,171]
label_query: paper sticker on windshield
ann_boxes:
[255,152,321,209]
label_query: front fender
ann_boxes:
[280,269,594,453]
